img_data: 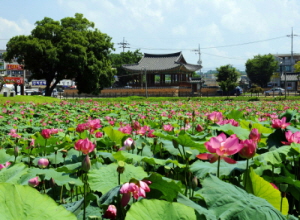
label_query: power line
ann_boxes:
[117,37,130,53]
[127,36,287,51]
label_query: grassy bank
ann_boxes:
[1,94,300,105]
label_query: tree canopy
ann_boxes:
[245,54,278,88]
[294,61,300,72]
[216,64,240,93]
[109,50,142,87]
[4,13,115,95]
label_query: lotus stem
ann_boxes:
[217,156,221,178]
[44,139,47,156]
[244,159,249,190]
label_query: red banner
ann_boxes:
[6,64,23,70]
[3,77,24,85]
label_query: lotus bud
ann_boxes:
[192,176,198,189]
[172,139,179,149]
[117,161,125,174]
[195,124,204,132]
[28,176,39,187]
[82,155,91,172]
[14,146,19,158]
[38,158,49,169]
[103,204,117,220]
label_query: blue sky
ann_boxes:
[1,0,300,72]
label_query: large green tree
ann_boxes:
[216,64,240,94]
[245,54,278,88]
[109,50,142,87]
[4,13,115,96]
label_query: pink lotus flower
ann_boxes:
[118,124,132,134]
[41,129,52,139]
[207,111,223,123]
[119,138,134,151]
[195,124,204,132]
[124,138,134,147]
[163,124,174,132]
[95,132,103,138]
[249,128,260,143]
[86,119,102,133]
[282,130,300,145]
[28,176,39,187]
[120,180,151,206]
[76,123,88,133]
[103,205,117,220]
[0,161,11,170]
[132,121,141,130]
[197,133,243,164]
[218,119,239,127]
[271,117,290,129]
[239,139,257,159]
[147,129,156,138]
[8,129,21,138]
[38,158,49,168]
[74,138,95,154]
[30,139,35,147]
[50,128,59,134]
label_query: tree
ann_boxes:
[294,61,300,72]
[4,13,115,96]
[245,54,278,88]
[216,64,240,95]
[109,50,142,87]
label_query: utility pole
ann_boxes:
[192,44,202,74]
[118,37,130,53]
[287,27,298,72]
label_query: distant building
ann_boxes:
[273,53,300,90]
[122,52,202,88]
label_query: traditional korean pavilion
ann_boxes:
[122,52,202,87]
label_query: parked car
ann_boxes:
[264,88,285,96]
[25,89,42,96]
[217,86,243,96]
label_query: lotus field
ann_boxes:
[2,99,300,219]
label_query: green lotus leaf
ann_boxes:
[190,160,248,178]
[0,163,28,184]
[213,124,250,140]
[88,163,147,194]
[125,199,197,220]
[225,109,244,121]
[102,126,127,146]
[200,174,288,219]
[0,148,14,164]
[247,168,289,215]
[147,172,182,202]
[0,183,76,220]
[254,146,290,165]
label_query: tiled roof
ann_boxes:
[280,72,300,81]
[122,52,202,72]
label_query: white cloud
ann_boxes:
[0,17,33,49]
